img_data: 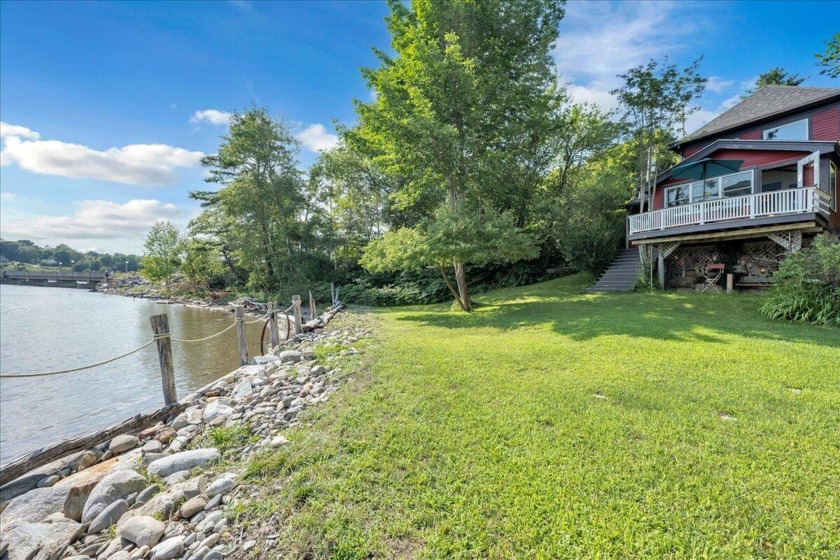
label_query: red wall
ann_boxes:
[653,149,814,210]
[812,106,840,141]
[739,129,761,140]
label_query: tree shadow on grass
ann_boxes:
[393,284,840,350]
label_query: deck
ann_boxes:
[627,187,830,242]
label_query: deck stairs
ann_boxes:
[585,248,642,292]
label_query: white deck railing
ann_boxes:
[628,187,824,236]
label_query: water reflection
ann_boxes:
[0,285,271,464]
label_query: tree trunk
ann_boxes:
[454,262,471,312]
[438,264,465,310]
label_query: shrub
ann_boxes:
[759,234,840,327]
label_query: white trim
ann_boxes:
[663,169,755,208]
[763,118,809,141]
[796,152,820,188]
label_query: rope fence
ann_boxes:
[0,304,296,379]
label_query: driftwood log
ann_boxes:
[0,403,184,486]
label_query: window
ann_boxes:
[663,170,754,208]
[763,118,808,141]
[722,171,753,198]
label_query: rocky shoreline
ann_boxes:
[0,309,371,560]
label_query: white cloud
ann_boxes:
[0,123,203,185]
[1,193,15,201]
[0,122,40,141]
[191,109,232,125]
[0,199,181,241]
[297,123,339,152]
[705,76,735,94]
[554,1,705,110]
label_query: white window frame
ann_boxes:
[663,169,755,208]
[763,118,809,141]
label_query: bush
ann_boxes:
[759,234,840,327]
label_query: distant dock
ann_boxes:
[0,270,107,289]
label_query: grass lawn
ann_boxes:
[242,274,840,559]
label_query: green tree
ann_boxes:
[192,108,307,291]
[815,33,840,79]
[746,67,806,95]
[140,221,182,284]
[350,0,564,311]
[611,57,706,212]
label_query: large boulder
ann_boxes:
[202,402,234,423]
[118,515,165,548]
[2,519,82,560]
[146,449,220,478]
[1,487,69,527]
[81,469,146,524]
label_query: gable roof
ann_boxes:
[672,85,840,148]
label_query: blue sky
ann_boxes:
[1,0,837,253]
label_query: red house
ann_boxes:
[611,85,839,291]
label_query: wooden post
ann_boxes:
[309,290,316,320]
[149,314,177,406]
[292,295,303,335]
[726,274,734,294]
[657,248,665,290]
[268,302,280,349]
[330,282,336,306]
[234,305,248,366]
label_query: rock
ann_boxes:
[270,435,289,448]
[157,428,177,444]
[310,365,327,376]
[97,537,123,558]
[179,496,207,518]
[109,434,139,454]
[169,476,206,501]
[136,484,161,504]
[141,440,164,454]
[1,486,70,527]
[279,350,303,363]
[171,414,189,430]
[251,355,279,365]
[81,469,147,524]
[302,349,315,359]
[204,550,224,560]
[118,516,165,548]
[204,494,222,511]
[231,379,254,400]
[202,401,235,423]
[146,449,221,478]
[206,474,235,497]
[78,451,99,470]
[36,475,60,488]
[87,499,129,534]
[163,471,190,486]
[2,519,82,560]
[121,490,178,523]
[130,545,150,559]
[149,535,185,560]
[107,550,132,560]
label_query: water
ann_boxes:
[0,285,274,465]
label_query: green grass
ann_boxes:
[242,274,840,559]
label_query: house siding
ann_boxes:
[653,149,814,210]
[739,129,762,140]
[812,105,840,140]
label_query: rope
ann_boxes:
[243,313,270,324]
[0,339,157,379]
[170,320,239,343]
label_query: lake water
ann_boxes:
[0,284,272,465]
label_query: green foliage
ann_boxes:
[140,221,182,283]
[180,237,228,288]
[745,67,807,97]
[815,32,840,78]
[554,173,627,275]
[760,234,840,326]
[0,239,139,272]
[197,423,255,456]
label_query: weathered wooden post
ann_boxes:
[726,274,734,294]
[309,290,316,320]
[330,282,336,306]
[268,302,280,349]
[149,314,177,406]
[234,305,248,366]
[292,295,303,335]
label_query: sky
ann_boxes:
[1,0,838,254]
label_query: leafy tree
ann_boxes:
[361,206,537,310]
[192,108,307,291]
[140,221,182,284]
[181,237,226,288]
[350,0,564,311]
[611,57,706,211]
[745,67,806,95]
[815,33,840,78]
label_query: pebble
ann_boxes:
[179,495,208,519]
[37,474,60,488]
